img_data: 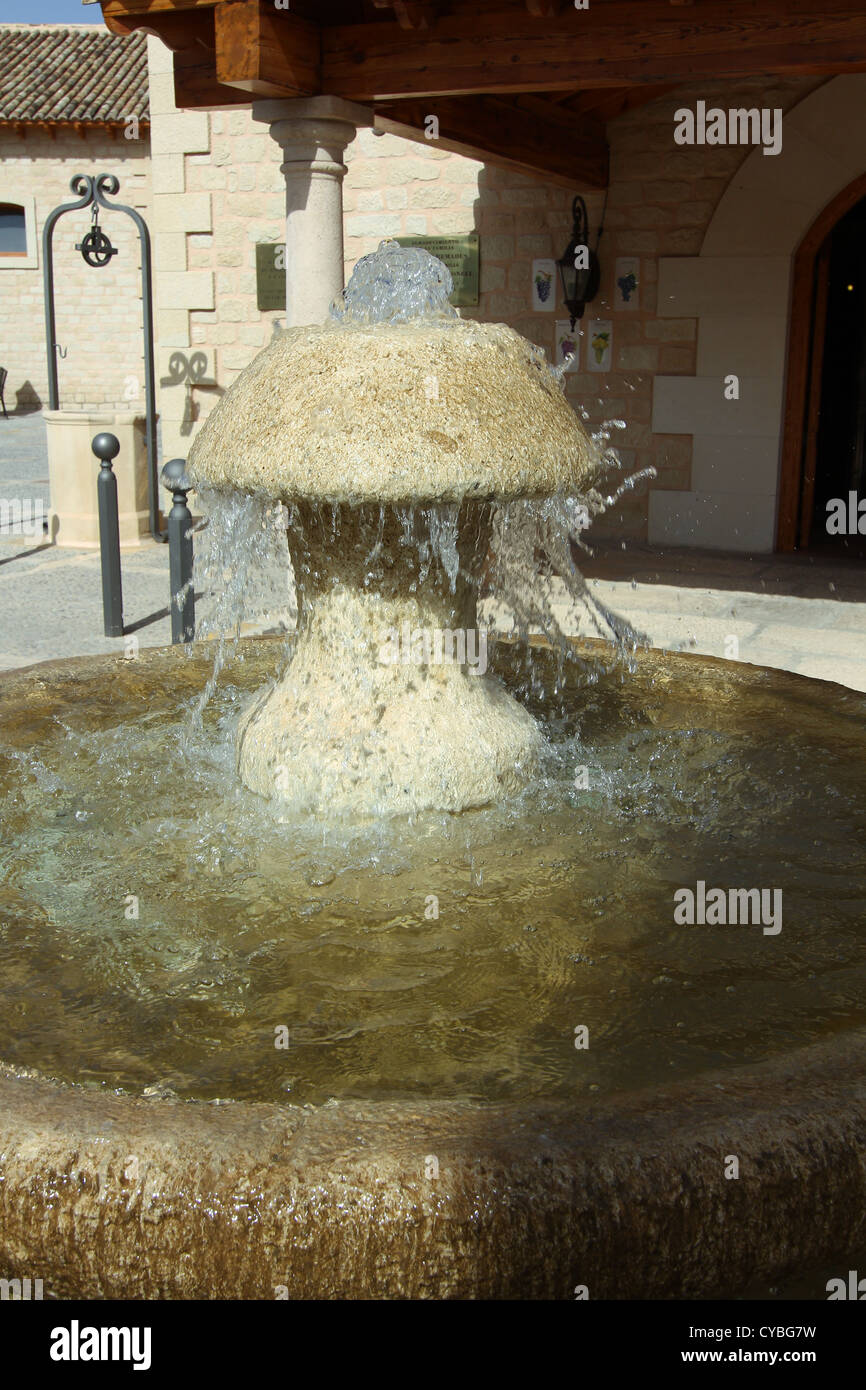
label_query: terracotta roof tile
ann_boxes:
[0,24,149,125]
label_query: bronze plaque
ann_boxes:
[395,233,480,307]
[256,242,286,312]
[257,233,480,311]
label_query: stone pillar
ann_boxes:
[252,97,373,327]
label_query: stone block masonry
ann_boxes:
[140,38,820,544]
[0,32,836,556]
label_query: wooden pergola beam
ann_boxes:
[102,0,225,19]
[323,1,866,99]
[214,1,320,98]
[371,0,440,28]
[374,95,608,189]
[100,1,866,102]
[96,0,866,186]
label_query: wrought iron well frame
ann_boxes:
[42,173,165,543]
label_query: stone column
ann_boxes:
[252,96,373,328]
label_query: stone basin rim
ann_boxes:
[1,1031,865,1299]
[4,630,866,694]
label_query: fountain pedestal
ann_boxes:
[237,502,541,814]
[188,242,598,816]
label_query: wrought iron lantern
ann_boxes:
[556,195,601,329]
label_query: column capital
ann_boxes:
[252,95,374,138]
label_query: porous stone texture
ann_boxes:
[186,301,596,813]
[237,500,542,814]
[238,587,541,815]
[2,1030,866,1299]
[187,316,594,505]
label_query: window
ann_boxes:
[0,197,37,269]
[0,204,27,256]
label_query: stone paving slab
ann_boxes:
[0,539,174,671]
[549,578,866,693]
[486,571,866,694]
[0,412,50,527]
[581,538,866,603]
[0,413,175,668]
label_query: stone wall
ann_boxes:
[146,36,288,462]
[146,54,820,545]
[0,124,151,413]
[341,79,819,541]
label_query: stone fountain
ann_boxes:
[1,245,866,1301]
[189,246,603,817]
[187,242,596,815]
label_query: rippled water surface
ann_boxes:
[0,639,864,1104]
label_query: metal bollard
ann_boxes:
[161,459,195,644]
[92,432,124,638]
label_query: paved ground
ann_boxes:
[0,413,173,670]
[575,542,866,693]
[2,411,865,691]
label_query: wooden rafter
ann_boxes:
[94,0,866,188]
[322,2,866,100]
[564,84,679,121]
[374,94,608,188]
[214,1,320,98]
[100,1,866,100]
[371,0,440,28]
[524,1,566,14]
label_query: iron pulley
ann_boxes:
[76,204,118,268]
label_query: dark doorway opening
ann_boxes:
[800,196,866,557]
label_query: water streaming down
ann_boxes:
[185,240,650,816]
[1,241,865,1108]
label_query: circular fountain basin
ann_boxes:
[1,639,865,1298]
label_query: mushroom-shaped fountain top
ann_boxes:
[187,241,594,505]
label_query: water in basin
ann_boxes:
[1,639,863,1106]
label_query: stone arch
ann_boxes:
[650,76,866,552]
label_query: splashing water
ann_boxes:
[425,503,461,594]
[3,639,865,1104]
[4,246,863,1113]
[182,239,659,806]
[186,439,655,734]
[187,486,295,725]
[330,238,457,324]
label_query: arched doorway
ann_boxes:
[649,77,866,555]
[777,172,866,554]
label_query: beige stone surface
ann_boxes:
[652,374,785,437]
[238,587,541,815]
[135,51,824,547]
[650,76,866,551]
[252,98,372,328]
[232,498,544,814]
[2,1029,865,1298]
[188,317,594,504]
[44,409,150,548]
[5,39,829,553]
[0,126,152,412]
